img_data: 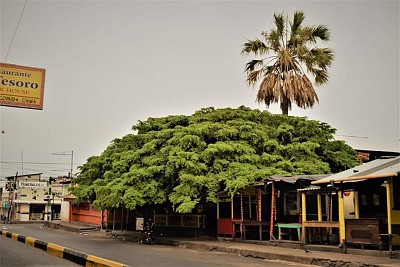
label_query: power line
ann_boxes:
[5,0,28,62]
[0,161,84,165]
[335,134,400,141]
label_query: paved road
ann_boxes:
[1,223,313,267]
[0,235,79,267]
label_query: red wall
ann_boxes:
[217,218,234,236]
[71,203,107,226]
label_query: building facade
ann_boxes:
[2,173,68,222]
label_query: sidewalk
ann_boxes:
[46,221,400,267]
[3,221,400,267]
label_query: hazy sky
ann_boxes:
[1,0,399,179]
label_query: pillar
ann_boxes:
[257,188,262,222]
[231,197,234,219]
[216,195,220,219]
[338,190,346,245]
[301,193,307,243]
[240,194,244,238]
[317,194,322,222]
[269,182,276,239]
[301,193,307,222]
[386,178,392,235]
[386,178,393,253]
[240,194,244,221]
[248,195,251,219]
[354,191,359,219]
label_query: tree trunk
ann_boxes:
[281,98,289,115]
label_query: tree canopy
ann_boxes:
[71,107,357,212]
[242,11,334,115]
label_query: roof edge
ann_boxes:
[312,172,397,185]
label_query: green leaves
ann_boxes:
[290,11,305,36]
[241,39,269,56]
[74,107,358,212]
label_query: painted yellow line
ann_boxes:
[25,236,36,246]
[47,243,65,258]
[86,255,126,267]
[11,232,19,240]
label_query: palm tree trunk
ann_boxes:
[282,98,289,115]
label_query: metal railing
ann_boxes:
[154,214,204,228]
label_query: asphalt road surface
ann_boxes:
[1,223,314,267]
[0,235,79,267]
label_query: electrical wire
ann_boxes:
[0,160,82,179]
[4,0,28,62]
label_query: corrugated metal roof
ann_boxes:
[313,156,400,185]
[268,174,329,184]
[5,173,43,179]
[298,185,321,191]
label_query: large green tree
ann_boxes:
[71,107,357,212]
[242,11,334,115]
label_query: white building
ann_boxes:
[0,179,9,219]
[3,173,67,222]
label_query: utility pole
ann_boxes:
[52,150,74,178]
[7,172,18,223]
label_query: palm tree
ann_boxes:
[242,11,334,115]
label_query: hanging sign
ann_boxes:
[0,63,46,110]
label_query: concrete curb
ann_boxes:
[43,221,98,233]
[0,230,127,267]
[157,239,380,267]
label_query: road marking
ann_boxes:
[2,230,128,267]
[25,236,36,246]
[47,243,65,258]
[11,232,19,240]
[86,255,126,267]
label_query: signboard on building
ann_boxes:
[0,63,46,110]
[51,185,63,200]
[136,217,144,231]
[19,181,47,189]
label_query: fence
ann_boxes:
[154,214,204,228]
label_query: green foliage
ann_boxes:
[73,106,358,212]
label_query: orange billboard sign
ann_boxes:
[0,63,46,110]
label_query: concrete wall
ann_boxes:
[71,203,106,226]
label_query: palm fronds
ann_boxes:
[242,10,334,115]
[241,39,269,56]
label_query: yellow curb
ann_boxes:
[11,232,19,240]
[86,255,126,267]
[47,243,65,258]
[25,236,36,246]
[1,231,7,237]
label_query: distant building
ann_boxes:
[0,179,9,218]
[1,173,69,222]
[336,135,400,162]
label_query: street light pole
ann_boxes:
[70,150,73,178]
[51,193,55,221]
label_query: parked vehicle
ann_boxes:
[143,219,155,245]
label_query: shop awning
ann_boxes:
[312,157,400,185]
